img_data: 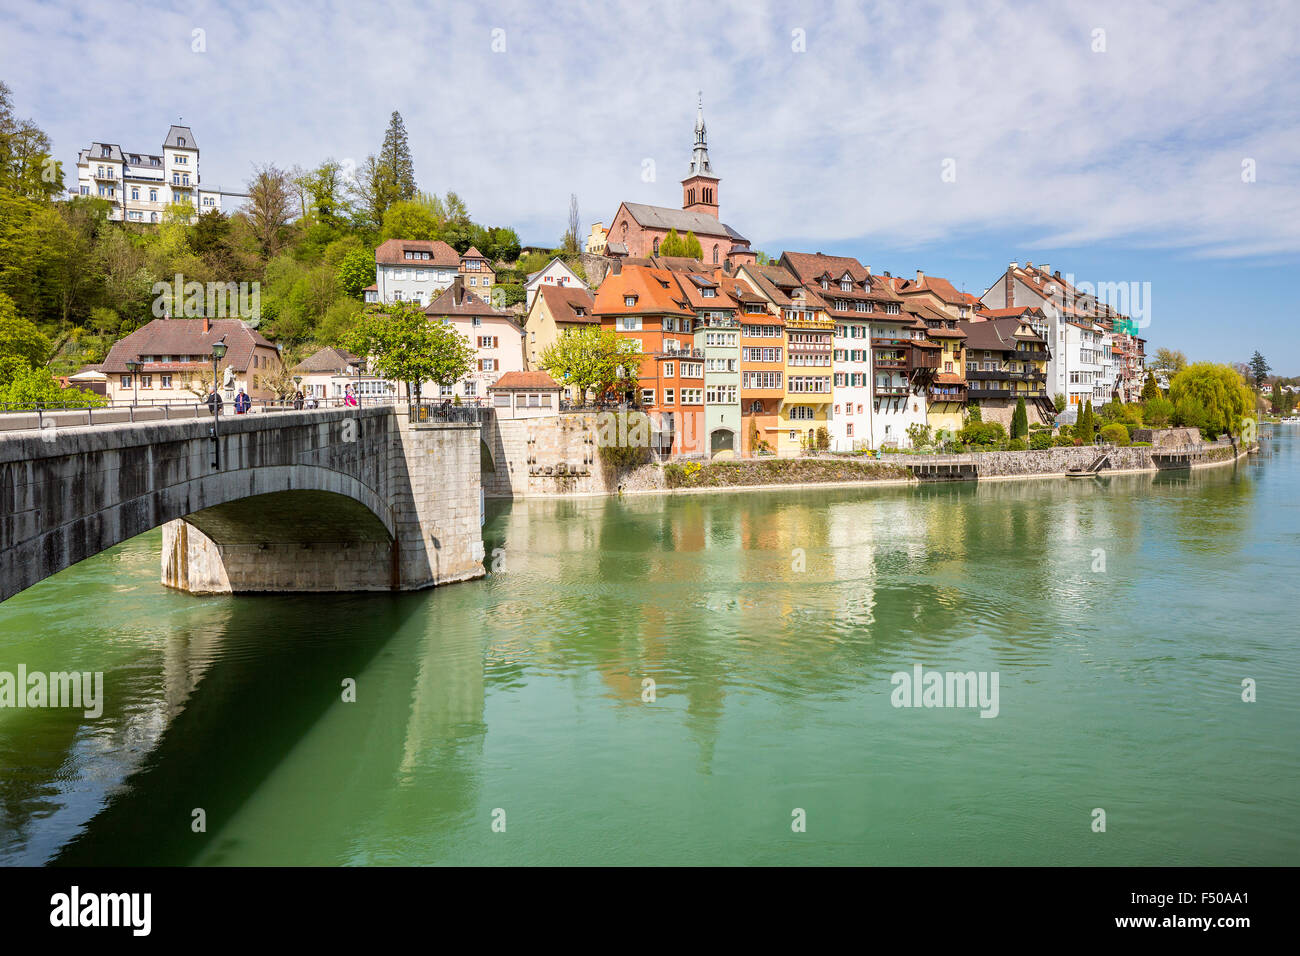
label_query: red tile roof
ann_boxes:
[101,319,277,374]
[593,265,694,317]
[537,285,598,323]
[490,371,562,390]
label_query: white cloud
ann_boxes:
[2,0,1297,256]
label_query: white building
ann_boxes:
[374,240,496,307]
[524,257,587,309]
[831,316,872,451]
[75,125,223,223]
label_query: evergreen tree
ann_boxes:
[1011,397,1028,439]
[1078,400,1096,444]
[1248,350,1271,390]
[1141,371,1159,403]
[379,111,417,203]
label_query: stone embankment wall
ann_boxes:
[482,413,612,498]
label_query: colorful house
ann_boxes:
[423,278,524,403]
[594,264,703,455]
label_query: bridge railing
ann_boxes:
[408,402,494,424]
[0,396,401,432]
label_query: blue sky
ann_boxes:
[2,0,1298,370]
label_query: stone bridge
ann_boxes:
[0,406,485,603]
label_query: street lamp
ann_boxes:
[125,359,141,407]
[210,336,227,469]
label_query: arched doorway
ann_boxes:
[711,428,735,457]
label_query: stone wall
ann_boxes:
[482,412,613,498]
[1131,427,1202,447]
[0,406,486,601]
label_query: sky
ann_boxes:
[2,0,1298,370]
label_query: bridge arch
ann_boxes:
[0,407,486,602]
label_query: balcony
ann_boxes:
[928,385,967,401]
[874,358,907,369]
[1015,349,1050,362]
[874,384,911,397]
[93,170,117,180]
[968,387,1013,399]
[909,348,941,371]
[873,338,911,348]
[658,348,704,359]
[967,369,1010,381]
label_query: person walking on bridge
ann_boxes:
[206,388,223,415]
[235,389,251,415]
[293,389,304,410]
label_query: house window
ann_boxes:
[120,375,131,388]
[653,238,660,255]
[665,388,675,404]
[624,296,637,307]
[160,374,173,388]
[131,188,139,200]
[663,362,675,377]
[140,375,152,388]
[641,388,655,405]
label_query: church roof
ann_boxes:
[620,202,746,242]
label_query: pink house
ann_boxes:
[424,278,525,403]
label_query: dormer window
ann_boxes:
[101,146,110,158]
[840,278,851,291]
[177,137,186,147]
[624,295,637,307]
[701,288,715,298]
[821,279,829,289]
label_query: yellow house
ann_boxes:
[522,285,599,397]
[778,285,834,454]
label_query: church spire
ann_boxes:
[690,91,712,176]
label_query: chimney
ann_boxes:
[1039,263,1050,275]
[1054,270,1061,279]
[452,275,464,304]
[203,316,210,334]
[884,270,891,278]
[1004,266,1015,308]
[916,269,924,283]
[864,265,871,276]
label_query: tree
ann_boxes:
[380,199,441,241]
[1169,362,1254,438]
[1151,347,1187,376]
[0,291,50,367]
[561,193,580,255]
[1144,395,1174,427]
[1248,350,1271,390]
[336,248,375,299]
[246,163,294,258]
[659,229,702,258]
[1141,371,1160,403]
[341,302,474,402]
[966,403,982,423]
[1011,397,1028,438]
[1077,400,1096,444]
[1053,392,1067,413]
[0,363,104,407]
[374,111,418,214]
[539,326,645,402]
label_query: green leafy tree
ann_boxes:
[539,325,645,401]
[1143,395,1174,427]
[1053,392,1067,413]
[380,199,441,241]
[1011,397,1028,438]
[658,229,703,259]
[377,111,417,208]
[0,363,103,407]
[341,302,473,402]
[1099,422,1130,445]
[336,248,376,299]
[1169,362,1254,438]
[0,291,50,367]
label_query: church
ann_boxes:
[605,97,757,270]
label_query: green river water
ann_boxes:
[1,430,1298,865]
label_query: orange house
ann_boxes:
[594,264,705,455]
[732,276,785,456]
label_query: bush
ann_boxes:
[1057,423,1074,438]
[959,420,1006,446]
[663,463,685,488]
[1099,423,1130,445]
[1132,441,1152,447]
[1053,435,1075,447]
[1029,431,1053,450]
[1144,396,1174,427]
[1007,438,1028,451]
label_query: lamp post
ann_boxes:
[210,336,227,469]
[125,359,141,407]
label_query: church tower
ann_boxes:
[681,94,720,219]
